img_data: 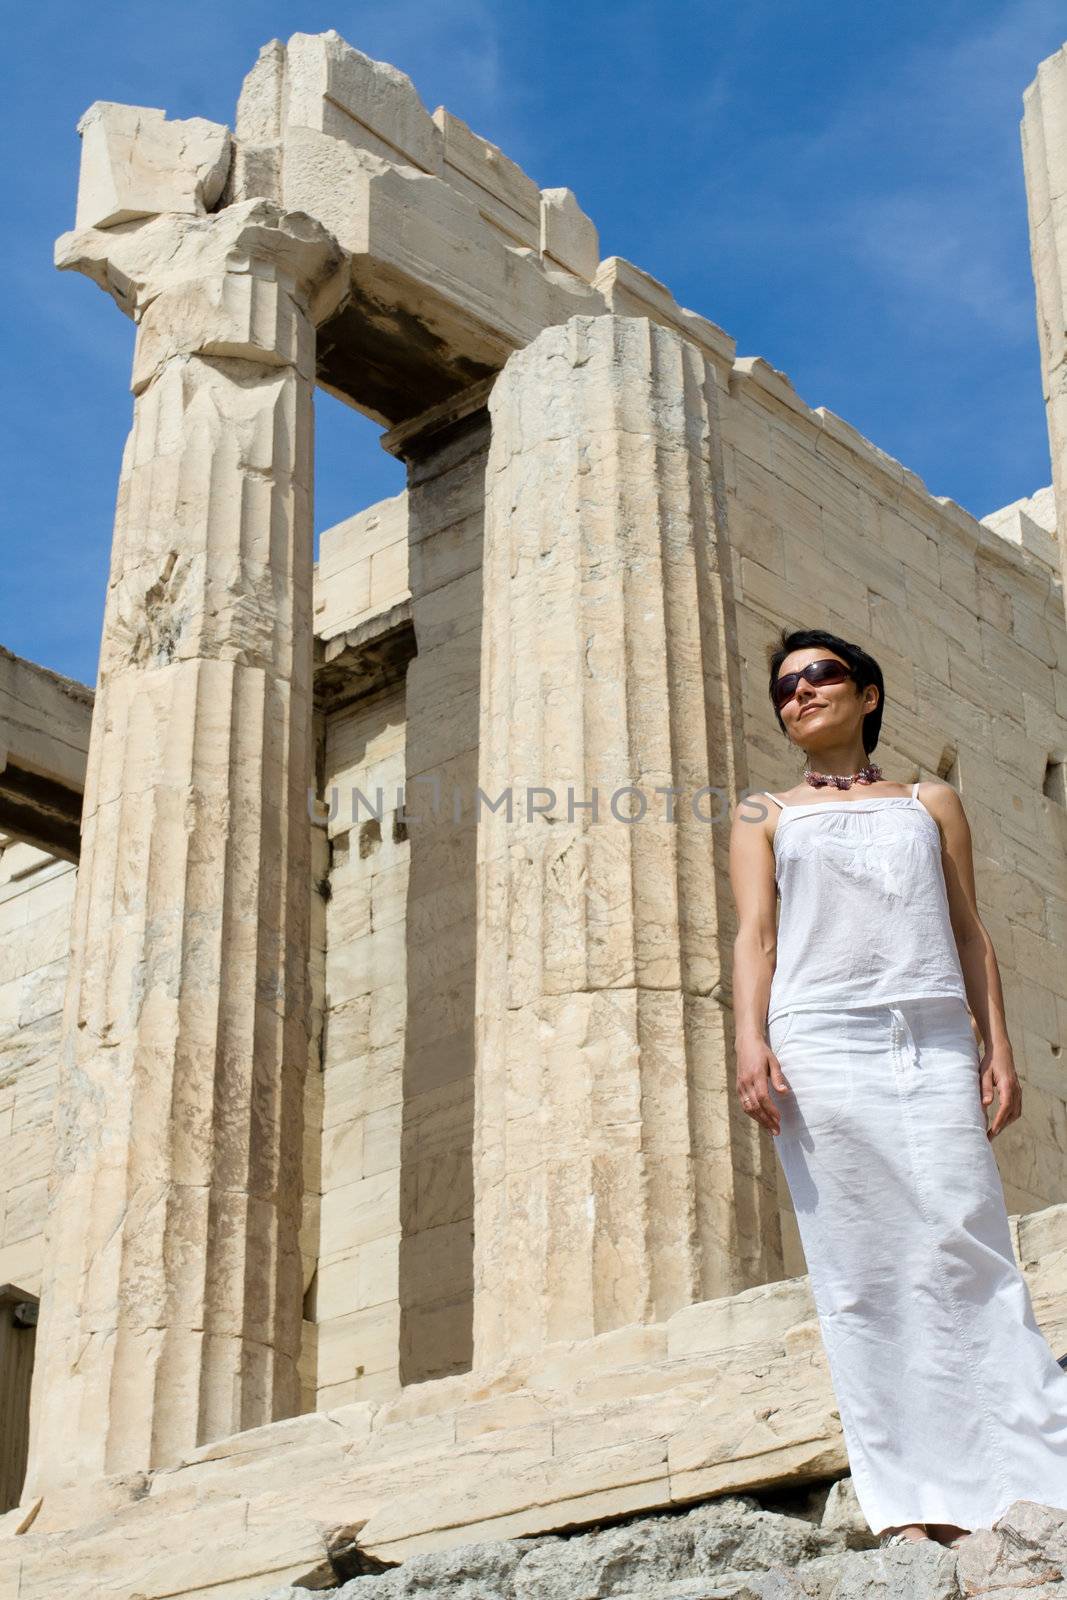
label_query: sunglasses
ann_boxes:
[772,657,855,710]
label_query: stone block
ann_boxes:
[286,30,443,174]
[75,102,231,230]
[540,186,599,279]
[592,257,734,365]
[234,40,284,145]
[316,1299,400,1389]
[667,1276,816,1358]
[984,489,1061,571]
[319,1167,399,1258]
[434,107,540,248]
[314,492,407,640]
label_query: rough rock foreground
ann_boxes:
[256,1479,1067,1599]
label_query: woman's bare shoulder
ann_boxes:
[729,790,778,847]
[914,779,966,824]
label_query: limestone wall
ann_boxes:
[311,682,409,1408]
[314,492,408,640]
[298,818,329,1414]
[398,417,487,1382]
[720,357,1067,1267]
[0,838,75,1298]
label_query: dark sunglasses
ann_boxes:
[772,657,855,710]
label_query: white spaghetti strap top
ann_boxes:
[762,781,969,1024]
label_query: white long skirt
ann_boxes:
[768,994,1067,1535]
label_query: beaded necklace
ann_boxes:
[803,761,884,790]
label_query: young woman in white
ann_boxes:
[729,626,1067,1548]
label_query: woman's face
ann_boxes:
[775,649,874,747]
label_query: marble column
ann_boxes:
[23,200,343,1494]
[1023,43,1067,578]
[472,314,781,1368]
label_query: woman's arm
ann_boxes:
[921,780,1021,1139]
[728,794,790,1134]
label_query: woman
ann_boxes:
[728,625,1067,1548]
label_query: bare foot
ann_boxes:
[879,1523,929,1545]
[925,1522,970,1547]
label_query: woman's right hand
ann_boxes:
[736,1033,791,1135]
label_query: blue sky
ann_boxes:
[3,0,1063,686]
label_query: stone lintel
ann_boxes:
[228,31,605,426]
[379,376,495,462]
[0,1284,38,1317]
[0,766,82,863]
[314,600,416,715]
[0,647,92,793]
[314,270,502,428]
[240,106,606,424]
[0,647,92,860]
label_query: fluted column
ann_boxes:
[472,314,781,1368]
[23,200,344,1495]
[1023,43,1067,572]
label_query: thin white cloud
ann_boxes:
[775,1,1064,342]
[840,188,1033,341]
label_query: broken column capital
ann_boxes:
[55,199,349,388]
[56,197,346,320]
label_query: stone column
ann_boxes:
[472,314,781,1368]
[23,199,344,1495]
[1023,43,1067,575]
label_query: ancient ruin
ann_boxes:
[1,28,1067,1599]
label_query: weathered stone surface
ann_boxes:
[1022,43,1067,570]
[241,1495,1067,1600]
[592,256,735,367]
[315,494,409,642]
[21,200,346,1499]
[540,186,599,279]
[433,107,541,250]
[0,649,92,799]
[8,1206,1065,1590]
[221,32,609,423]
[0,840,76,1305]
[981,485,1059,569]
[474,312,780,1369]
[75,102,230,230]
[281,126,604,414]
[286,30,443,174]
[56,196,347,337]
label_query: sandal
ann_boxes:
[879,1529,929,1548]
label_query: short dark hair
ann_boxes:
[767,628,885,754]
